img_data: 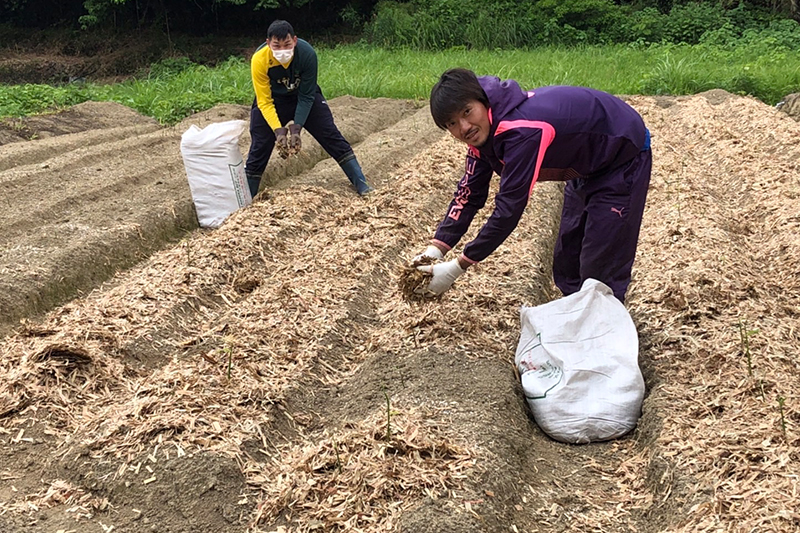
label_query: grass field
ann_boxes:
[1,42,799,123]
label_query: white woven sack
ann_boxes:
[180,120,251,228]
[515,278,644,444]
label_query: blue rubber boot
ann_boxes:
[340,155,374,196]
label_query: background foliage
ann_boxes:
[365,0,800,48]
[1,0,799,122]
[0,0,377,34]
[3,40,799,123]
[0,0,797,43]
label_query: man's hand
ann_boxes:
[275,127,290,159]
[412,245,444,265]
[415,259,466,296]
[288,124,302,154]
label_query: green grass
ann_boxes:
[316,43,800,105]
[2,42,799,124]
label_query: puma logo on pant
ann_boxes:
[611,207,625,217]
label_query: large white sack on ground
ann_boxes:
[180,120,251,229]
[515,278,645,444]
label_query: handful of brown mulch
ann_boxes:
[397,255,439,301]
[277,142,299,160]
[277,142,291,159]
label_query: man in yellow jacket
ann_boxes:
[245,19,373,197]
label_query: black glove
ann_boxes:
[288,124,302,154]
[275,127,290,159]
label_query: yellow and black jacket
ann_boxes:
[250,38,318,131]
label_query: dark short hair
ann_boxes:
[268,20,295,40]
[430,68,489,130]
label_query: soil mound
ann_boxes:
[778,92,800,120]
[0,101,158,145]
[696,87,735,105]
[0,53,92,85]
[175,103,251,130]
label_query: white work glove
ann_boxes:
[412,245,444,265]
[415,259,466,296]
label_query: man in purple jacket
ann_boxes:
[414,68,651,303]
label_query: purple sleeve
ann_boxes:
[462,125,552,263]
[433,147,494,251]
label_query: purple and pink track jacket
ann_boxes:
[433,76,648,264]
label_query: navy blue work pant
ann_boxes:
[245,89,353,177]
[552,148,652,303]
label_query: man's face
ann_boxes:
[267,35,297,51]
[445,100,491,147]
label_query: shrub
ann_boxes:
[532,0,622,32]
[148,57,197,80]
[0,83,90,117]
[621,7,667,44]
[663,2,727,44]
[366,0,544,49]
[747,18,800,50]
[698,22,740,46]
[365,0,798,49]
[364,1,416,49]
[638,49,716,95]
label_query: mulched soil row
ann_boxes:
[1,90,798,533]
[0,103,574,533]
[0,97,419,337]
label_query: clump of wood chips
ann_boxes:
[276,140,300,160]
[276,142,291,160]
[397,255,438,301]
[251,407,473,532]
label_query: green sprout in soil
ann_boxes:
[223,335,235,380]
[777,395,787,442]
[738,318,758,378]
[331,434,343,475]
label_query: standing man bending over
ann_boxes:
[245,19,373,197]
[413,68,651,303]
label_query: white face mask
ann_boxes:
[273,48,294,65]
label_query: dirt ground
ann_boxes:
[1,90,799,533]
[0,96,420,338]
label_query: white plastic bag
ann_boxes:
[515,279,645,444]
[180,120,251,228]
